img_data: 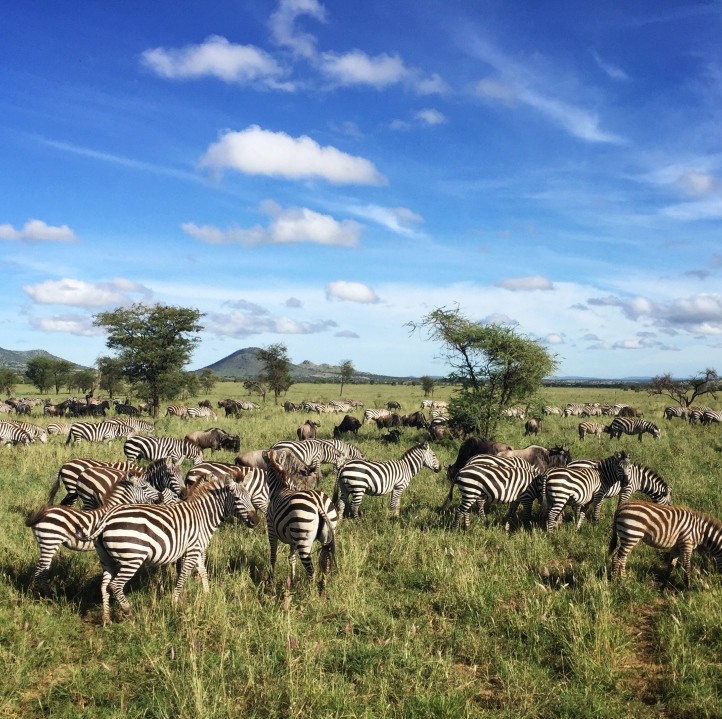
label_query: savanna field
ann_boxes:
[2,382,722,719]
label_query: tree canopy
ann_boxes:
[648,369,720,408]
[339,359,355,396]
[409,306,557,437]
[93,304,204,416]
[257,343,294,403]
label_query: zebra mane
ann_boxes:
[402,442,427,458]
[184,473,233,499]
[265,449,310,489]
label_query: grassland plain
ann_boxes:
[1,382,722,718]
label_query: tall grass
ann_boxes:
[1,383,722,717]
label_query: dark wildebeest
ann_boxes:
[429,420,446,441]
[524,418,542,436]
[387,401,402,411]
[447,437,514,481]
[496,444,571,474]
[185,428,239,453]
[374,413,401,429]
[235,449,268,470]
[401,411,429,430]
[283,401,302,412]
[618,406,644,418]
[380,429,402,444]
[333,414,362,438]
[297,420,321,441]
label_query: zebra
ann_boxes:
[105,416,155,434]
[563,403,586,418]
[541,452,631,533]
[185,461,269,513]
[0,422,33,445]
[165,404,189,419]
[123,435,205,466]
[543,405,563,416]
[450,454,542,530]
[602,403,627,416]
[50,457,183,508]
[80,474,259,625]
[333,442,440,519]
[578,422,611,441]
[609,501,722,587]
[701,409,722,425]
[264,449,338,583]
[608,417,661,442]
[46,422,72,437]
[580,403,602,417]
[186,406,218,420]
[663,406,688,421]
[687,406,709,424]
[362,408,391,424]
[3,420,48,443]
[302,401,327,414]
[270,438,364,481]
[65,420,132,445]
[26,474,164,592]
[327,400,353,413]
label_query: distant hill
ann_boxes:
[201,347,421,384]
[0,347,85,373]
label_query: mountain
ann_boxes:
[201,347,420,383]
[0,347,84,373]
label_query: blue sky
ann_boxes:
[2,0,721,379]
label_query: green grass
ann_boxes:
[2,383,722,717]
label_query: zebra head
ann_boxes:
[224,474,259,528]
[117,475,162,505]
[420,442,441,473]
[649,423,661,440]
[147,458,185,498]
[613,451,632,482]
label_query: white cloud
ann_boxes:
[0,219,79,243]
[415,108,447,126]
[320,50,408,88]
[496,275,555,292]
[23,277,152,307]
[141,35,290,89]
[677,171,718,196]
[206,309,337,338]
[335,329,360,338]
[199,125,387,185]
[269,0,326,59]
[346,204,423,236]
[591,51,629,81]
[182,202,361,248]
[325,280,380,303]
[29,314,103,336]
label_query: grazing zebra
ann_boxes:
[362,408,391,424]
[578,422,611,441]
[302,401,327,414]
[501,405,525,419]
[333,442,440,519]
[50,458,136,505]
[264,449,338,583]
[663,406,688,421]
[165,404,189,419]
[543,405,563,416]
[185,462,269,512]
[0,422,32,445]
[541,452,631,532]
[327,400,353,413]
[451,454,542,530]
[123,435,205,466]
[701,409,722,425]
[609,501,722,587]
[80,474,258,624]
[563,403,585,417]
[46,422,72,437]
[270,438,363,480]
[65,420,132,445]
[602,403,627,417]
[608,417,661,442]
[105,416,155,434]
[3,420,48,443]
[26,474,163,592]
[580,403,602,417]
[186,406,218,420]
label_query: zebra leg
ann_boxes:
[289,548,298,582]
[108,559,145,617]
[681,541,695,588]
[268,532,279,576]
[389,488,403,518]
[32,542,63,593]
[545,502,564,533]
[574,504,588,530]
[611,536,639,580]
[174,550,201,601]
[349,491,364,519]
[60,492,78,507]
[453,496,475,530]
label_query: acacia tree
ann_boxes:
[420,375,435,398]
[648,369,720,408]
[93,304,204,417]
[257,343,294,404]
[198,368,217,394]
[409,306,557,437]
[0,368,18,396]
[25,356,55,394]
[339,359,355,396]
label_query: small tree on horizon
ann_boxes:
[648,369,720,407]
[257,343,294,404]
[97,356,126,399]
[25,356,55,394]
[0,368,18,396]
[340,359,355,396]
[420,375,435,397]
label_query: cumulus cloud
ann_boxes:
[325,280,380,303]
[543,333,565,345]
[346,204,423,236]
[206,307,337,338]
[0,219,79,243]
[199,125,386,185]
[496,275,554,292]
[23,277,152,307]
[335,329,360,338]
[269,0,326,58]
[320,50,408,88]
[29,314,103,336]
[141,35,290,89]
[285,297,303,308]
[415,108,447,126]
[182,202,361,248]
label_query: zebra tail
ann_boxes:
[47,474,61,504]
[74,511,110,543]
[317,501,338,572]
[25,505,50,527]
[539,473,549,516]
[64,432,73,446]
[608,523,619,555]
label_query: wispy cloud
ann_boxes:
[496,275,554,291]
[29,314,103,336]
[346,204,423,236]
[23,277,153,307]
[206,303,337,338]
[0,219,79,243]
[591,51,629,81]
[268,0,326,59]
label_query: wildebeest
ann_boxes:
[401,411,429,430]
[496,444,571,474]
[447,437,514,481]
[185,428,240,453]
[387,401,402,411]
[374,413,401,429]
[524,418,542,436]
[429,420,447,441]
[283,401,302,412]
[297,420,321,441]
[333,414,362,438]
[618,406,644,418]
[235,449,269,470]
[380,429,402,444]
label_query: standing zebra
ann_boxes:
[26,474,163,592]
[264,449,338,583]
[578,422,611,440]
[609,501,722,587]
[123,435,205,465]
[185,462,269,513]
[608,417,661,442]
[541,452,631,532]
[701,409,722,425]
[81,475,258,625]
[270,438,363,481]
[0,422,33,445]
[50,458,137,505]
[65,420,133,445]
[663,406,688,421]
[3,420,48,443]
[186,406,218,420]
[165,404,189,418]
[46,422,72,437]
[105,416,155,434]
[333,442,440,519]
[362,408,391,424]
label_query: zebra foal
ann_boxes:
[81,474,258,624]
[609,501,722,587]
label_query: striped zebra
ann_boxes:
[543,405,563,416]
[50,457,184,508]
[362,408,391,424]
[65,420,132,445]
[327,400,353,413]
[563,403,585,417]
[185,462,268,512]
[578,422,611,440]
[450,454,542,530]
[186,406,218,420]
[333,442,440,519]
[302,401,327,414]
[105,416,155,434]
[46,422,72,437]
[264,449,338,583]
[270,438,364,480]
[609,417,661,442]
[609,501,722,587]
[165,404,188,419]
[701,409,722,425]
[580,403,602,417]
[687,406,709,424]
[0,422,32,445]
[602,403,627,416]
[80,475,259,625]
[123,435,205,466]
[541,452,631,532]
[26,474,163,592]
[663,406,688,421]
[3,420,48,443]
